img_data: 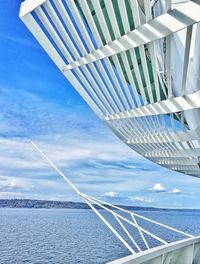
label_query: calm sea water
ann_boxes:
[0,208,200,264]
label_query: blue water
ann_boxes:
[0,208,200,264]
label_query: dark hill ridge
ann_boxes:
[0,199,90,209]
[0,199,199,211]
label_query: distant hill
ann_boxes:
[0,199,158,210]
[0,199,90,209]
[0,199,198,211]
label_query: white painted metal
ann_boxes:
[31,141,197,264]
[20,0,200,176]
[108,237,200,264]
[105,90,200,120]
[57,1,200,71]
[83,194,193,239]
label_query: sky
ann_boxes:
[0,1,200,209]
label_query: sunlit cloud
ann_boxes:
[0,176,32,190]
[171,188,181,194]
[0,192,26,199]
[102,192,119,198]
[150,183,166,192]
[128,196,154,203]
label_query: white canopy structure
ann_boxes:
[20,0,200,177]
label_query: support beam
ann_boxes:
[105,90,200,121]
[58,1,200,71]
[19,0,48,17]
[144,147,200,158]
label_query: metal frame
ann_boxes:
[31,141,195,259]
[19,0,200,177]
[108,236,200,264]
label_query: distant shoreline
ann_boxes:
[0,199,199,211]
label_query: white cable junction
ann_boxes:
[30,141,194,255]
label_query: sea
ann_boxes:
[0,208,200,264]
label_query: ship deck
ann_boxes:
[109,236,200,264]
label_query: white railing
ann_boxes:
[31,141,194,255]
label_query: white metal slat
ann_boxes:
[76,0,130,111]
[20,13,104,119]
[126,120,155,152]
[126,128,200,146]
[104,0,142,107]
[134,1,165,140]
[53,0,88,56]
[37,0,116,117]
[50,6,115,114]
[65,0,141,112]
[105,90,200,121]
[117,120,150,154]
[145,146,200,159]
[65,0,94,51]
[121,120,148,148]
[105,0,141,107]
[156,158,197,166]
[129,49,148,105]
[145,119,173,155]
[120,52,142,107]
[119,0,153,107]
[124,0,154,104]
[74,67,111,114]
[62,0,124,113]
[51,1,120,113]
[103,60,130,110]
[35,6,109,115]
[149,117,173,151]
[35,6,72,62]
[95,61,125,111]
[130,118,184,155]
[58,1,200,71]
[43,2,80,59]
[91,0,111,43]
[85,64,120,112]
[165,0,173,99]
[143,0,161,102]
[182,25,193,95]
[91,0,136,109]
[42,2,116,115]
[81,66,115,113]
[104,0,148,106]
[130,119,155,148]
[112,55,136,108]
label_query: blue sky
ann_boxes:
[0,1,200,209]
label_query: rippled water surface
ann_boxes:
[0,208,200,264]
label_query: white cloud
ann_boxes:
[0,136,156,202]
[151,183,166,192]
[0,176,31,190]
[0,134,138,172]
[102,192,119,198]
[171,188,181,194]
[0,191,26,199]
[129,196,154,203]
